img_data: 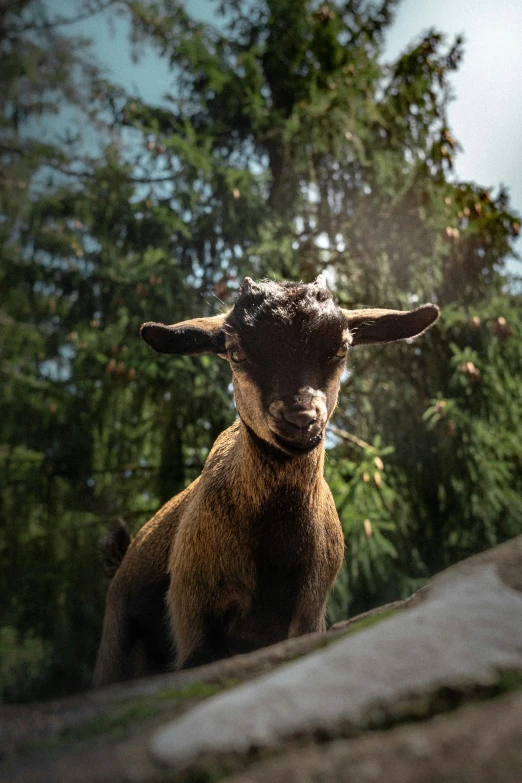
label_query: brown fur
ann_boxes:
[94,278,439,686]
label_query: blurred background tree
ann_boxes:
[1,0,520,702]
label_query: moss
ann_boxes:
[20,677,241,754]
[18,702,157,753]
[495,669,522,694]
[339,608,396,636]
[363,667,522,731]
[163,748,276,783]
[57,700,161,743]
[153,679,240,703]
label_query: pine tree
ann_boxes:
[1,0,520,701]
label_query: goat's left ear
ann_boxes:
[342,304,440,347]
[140,313,227,355]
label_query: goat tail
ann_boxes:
[99,519,131,578]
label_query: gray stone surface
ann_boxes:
[3,536,522,783]
[151,563,522,769]
[225,689,522,783]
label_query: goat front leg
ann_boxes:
[168,552,254,670]
[169,584,250,670]
[288,598,328,638]
[177,616,230,670]
[169,508,254,669]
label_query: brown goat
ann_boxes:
[93,278,439,686]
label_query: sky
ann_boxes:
[49,0,522,259]
[385,1,522,230]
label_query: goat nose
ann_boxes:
[283,408,317,429]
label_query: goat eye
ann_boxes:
[336,344,348,359]
[230,348,247,363]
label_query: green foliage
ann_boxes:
[0,627,52,704]
[1,0,521,701]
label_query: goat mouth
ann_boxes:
[270,431,323,455]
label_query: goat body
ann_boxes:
[94,278,439,686]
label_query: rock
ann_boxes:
[226,688,522,783]
[151,536,522,771]
[2,536,522,783]
[0,608,397,757]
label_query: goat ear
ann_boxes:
[342,304,440,347]
[140,313,227,355]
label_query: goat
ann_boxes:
[93,277,439,686]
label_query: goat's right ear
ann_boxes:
[140,313,227,355]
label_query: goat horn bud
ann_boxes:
[241,277,258,295]
[314,273,329,289]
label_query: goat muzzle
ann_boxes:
[267,394,327,454]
